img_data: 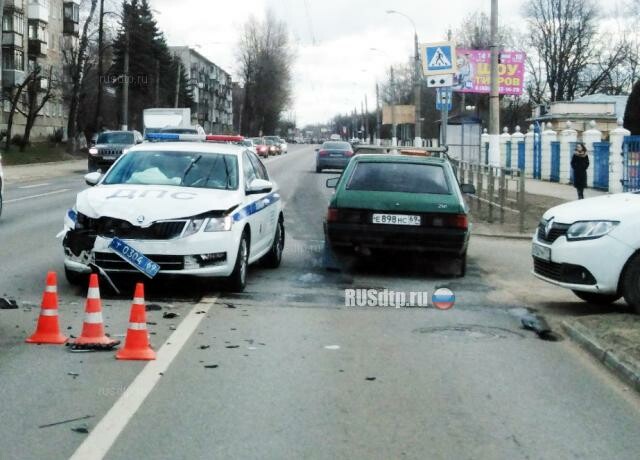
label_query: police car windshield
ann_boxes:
[347,162,451,195]
[102,151,239,190]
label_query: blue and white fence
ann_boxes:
[481,119,633,193]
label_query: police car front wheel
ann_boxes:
[226,231,249,292]
[262,217,285,268]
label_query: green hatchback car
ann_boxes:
[324,154,475,276]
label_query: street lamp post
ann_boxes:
[386,10,421,147]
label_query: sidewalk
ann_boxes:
[525,178,608,202]
[472,178,611,239]
[3,159,86,184]
[563,315,640,393]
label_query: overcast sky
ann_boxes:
[148,0,608,126]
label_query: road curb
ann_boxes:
[562,320,640,393]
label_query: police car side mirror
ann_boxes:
[246,178,273,195]
[315,148,319,152]
[84,172,102,187]
[326,177,339,189]
[460,183,476,195]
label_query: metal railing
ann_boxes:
[452,159,527,233]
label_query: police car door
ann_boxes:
[247,152,277,241]
[242,151,270,257]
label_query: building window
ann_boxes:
[3,49,25,71]
[3,12,25,35]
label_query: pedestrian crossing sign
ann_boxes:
[421,42,457,76]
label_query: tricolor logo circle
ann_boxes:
[432,288,455,310]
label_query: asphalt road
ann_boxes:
[1,145,639,460]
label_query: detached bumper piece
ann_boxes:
[533,257,597,285]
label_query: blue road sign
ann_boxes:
[436,88,452,111]
[423,42,455,74]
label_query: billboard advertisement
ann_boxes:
[382,105,416,125]
[453,50,526,96]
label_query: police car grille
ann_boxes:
[537,223,570,243]
[94,253,185,271]
[90,217,187,240]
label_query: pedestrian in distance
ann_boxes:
[571,142,589,200]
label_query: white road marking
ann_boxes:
[69,297,217,460]
[5,189,71,204]
[18,182,50,189]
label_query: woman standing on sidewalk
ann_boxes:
[571,142,589,200]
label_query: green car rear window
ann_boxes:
[346,162,450,195]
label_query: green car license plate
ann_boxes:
[372,214,421,226]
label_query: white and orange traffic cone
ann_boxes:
[116,283,156,360]
[26,272,67,344]
[71,274,119,348]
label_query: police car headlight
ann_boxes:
[204,216,232,232]
[566,221,619,241]
[89,147,98,155]
[183,218,205,237]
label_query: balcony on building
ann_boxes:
[63,1,79,36]
[28,38,47,57]
[3,69,26,88]
[28,0,49,23]
[28,20,48,57]
[5,0,26,12]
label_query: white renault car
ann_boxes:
[532,192,640,312]
[61,134,285,291]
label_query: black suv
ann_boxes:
[88,130,143,172]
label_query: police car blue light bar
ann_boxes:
[145,133,245,142]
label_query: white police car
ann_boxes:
[532,192,640,312]
[62,134,285,291]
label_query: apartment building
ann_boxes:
[170,46,233,134]
[1,0,79,140]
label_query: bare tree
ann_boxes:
[16,66,56,151]
[526,0,598,102]
[66,0,99,153]
[4,72,38,151]
[238,11,295,136]
[454,11,514,50]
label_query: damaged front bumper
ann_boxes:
[62,216,239,279]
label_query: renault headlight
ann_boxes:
[183,218,205,237]
[204,216,233,232]
[566,221,619,241]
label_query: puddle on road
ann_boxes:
[413,324,525,341]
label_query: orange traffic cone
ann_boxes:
[26,272,68,344]
[116,283,156,360]
[71,274,119,348]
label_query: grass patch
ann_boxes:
[1,143,83,166]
